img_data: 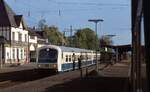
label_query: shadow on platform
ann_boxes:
[45,77,130,92]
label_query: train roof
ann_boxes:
[59,46,93,53]
[39,45,93,53]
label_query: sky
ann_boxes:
[5,0,131,45]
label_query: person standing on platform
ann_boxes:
[78,55,83,69]
[72,53,75,70]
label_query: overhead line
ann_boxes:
[49,0,129,7]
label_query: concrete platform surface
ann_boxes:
[0,63,37,74]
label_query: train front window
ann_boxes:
[38,48,58,63]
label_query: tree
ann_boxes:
[43,26,67,45]
[100,36,113,46]
[38,19,47,31]
[74,28,98,50]
[99,36,113,52]
[37,19,67,45]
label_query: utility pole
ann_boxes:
[88,19,104,73]
[132,0,143,92]
[70,25,73,47]
[63,26,78,47]
[144,0,150,91]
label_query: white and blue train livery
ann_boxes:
[36,45,98,72]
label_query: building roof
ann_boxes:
[35,31,45,38]
[28,28,38,36]
[0,0,27,29]
[14,15,23,26]
[101,44,132,52]
[28,28,46,39]
[0,0,16,27]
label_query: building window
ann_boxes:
[21,49,23,59]
[7,52,9,59]
[12,32,15,41]
[2,27,6,31]
[4,31,7,39]
[24,49,26,58]
[0,32,2,36]
[0,27,2,36]
[30,36,35,39]
[18,33,22,42]
[0,27,2,31]
[13,49,15,59]
[7,27,9,31]
[25,34,27,42]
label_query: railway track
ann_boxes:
[0,69,57,89]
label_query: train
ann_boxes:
[36,45,100,72]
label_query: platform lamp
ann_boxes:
[88,19,104,73]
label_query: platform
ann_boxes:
[0,62,131,92]
[0,63,37,74]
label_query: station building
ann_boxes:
[0,0,29,64]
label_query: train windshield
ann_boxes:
[38,48,58,63]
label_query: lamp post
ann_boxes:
[104,35,116,38]
[88,19,104,73]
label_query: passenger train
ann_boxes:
[36,45,100,72]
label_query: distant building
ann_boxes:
[28,28,48,62]
[34,30,48,46]
[0,0,29,64]
[28,28,48,50]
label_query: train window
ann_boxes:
[66,55,68,62]
[75,55,78,61]
[82,55,85,60]
[72,54,75,61]
[78,55,80,60]
[88,55,90,59]
[39,48,57,58]
[81,55,84,59]
[69,55,71,62]
[38,48,58,63]
[86,55,88,60]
